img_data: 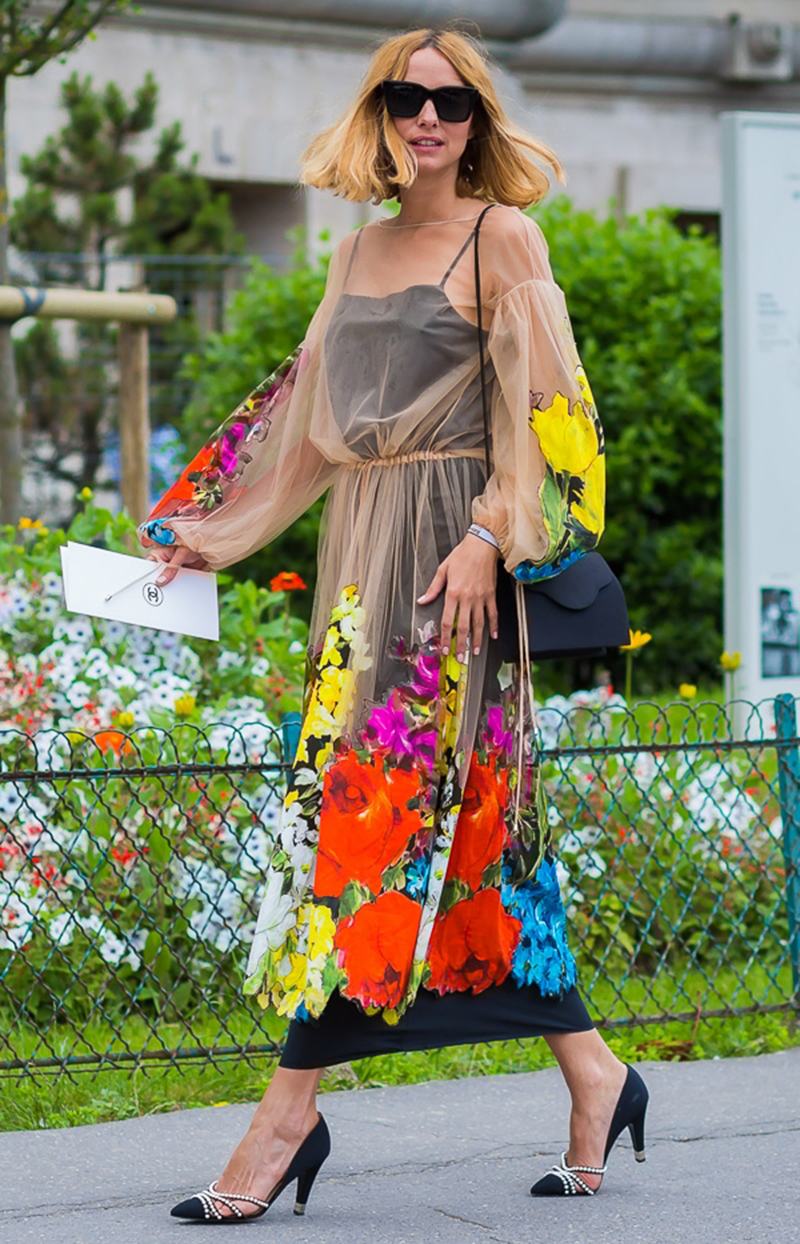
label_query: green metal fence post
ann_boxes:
[774,693,800,1005]
[281,711,302,765]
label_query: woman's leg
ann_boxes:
[544,1028,628,1190]
[211,1066,324,1217]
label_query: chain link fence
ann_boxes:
[0,698,797,1080]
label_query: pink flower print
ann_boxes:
[485,705,513,755]
[367,697,413,756]
[411,649,440,699]
[219,423,247,474]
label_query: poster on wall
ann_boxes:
[722,113,800,726]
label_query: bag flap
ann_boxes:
[528,553,615,610]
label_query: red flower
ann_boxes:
[334,891,420,1010]
[270,571,307,592]
[427,889,521,995]
[445,756,508,891]
[315,750,423,897]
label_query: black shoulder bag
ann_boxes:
[473,205,630,663]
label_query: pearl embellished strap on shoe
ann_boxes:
[195,1182,272,1221]
[546,1152,608,1196]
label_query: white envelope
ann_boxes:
[60,542,219,641]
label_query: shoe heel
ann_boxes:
[293,1161,324,1216]
[628,1109,646,1162]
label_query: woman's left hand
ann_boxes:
[417,533,500,662]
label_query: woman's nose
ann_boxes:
[417,98,438,125]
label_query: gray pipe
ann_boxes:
[508,16,799,79]
[152,0,566,40]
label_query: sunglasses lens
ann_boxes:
[382,82,425,117]
[434,88,475,123]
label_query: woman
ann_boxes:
[140,28,648,1221]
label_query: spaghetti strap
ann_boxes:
[343,227,364,287]
[439,226,480,289]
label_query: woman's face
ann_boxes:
[391,47,474,182]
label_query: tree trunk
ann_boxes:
[0,74,23,525]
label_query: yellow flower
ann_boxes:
[571,453,605,538]
[117,710,135,729]
[621,630,652,651]
[212,1101,230,1107]
[174,694,196,717]
[720,650,741,672]
[529,391,600,477]
[679,683,697,699]
[79,487,93,501]
[65,731,84,745]
[18,517,33,529]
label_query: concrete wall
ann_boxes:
[6,3,800,261]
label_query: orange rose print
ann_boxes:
[445,756,508,892]
[334,891,420,1010]
[315,750,423,898]
[150,445,214,513]
[427,889,522,994]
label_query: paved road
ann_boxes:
[2,1048,799,1244]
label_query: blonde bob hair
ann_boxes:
[300,28,564,208]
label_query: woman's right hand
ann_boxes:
[146,544,210,586]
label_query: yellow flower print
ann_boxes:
[304,902,336,964]
[529,391,600,477]
[571,453,605,538]
[575,364,596,411]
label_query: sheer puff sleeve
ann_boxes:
[137,241,351,571]
[471,208,605,581]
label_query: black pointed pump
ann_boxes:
[530,1064,648,1197]
[170,1114,331,1223]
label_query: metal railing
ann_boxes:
[0,697,797,1079]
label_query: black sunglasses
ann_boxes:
[381,80,478,124]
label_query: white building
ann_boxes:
[8,1,800,262]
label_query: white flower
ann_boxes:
[583,849,607,879]
[101,619,129,645]
[82,650,111,681]
[288,640,304,655]
[218,650,246,672]
[97,928,135,967]
[107,664,139,690]
[37,599,61,621]
[251,657,270,677]
[48,911,79,947]
[130,653,161,676]
[42,572,62,597]
[65,616,94,644]
[16,653,38,675]
[65,681,93,709]
[0,781,25,819]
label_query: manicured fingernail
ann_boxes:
[491,631,498,639]
[443,644,449,655]
[417,595,426,603]
[473,645,480,655]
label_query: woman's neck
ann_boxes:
[396,175,476,226]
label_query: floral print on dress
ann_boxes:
[514,364,606,583]
[243,581,576,1023]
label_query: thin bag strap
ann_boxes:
[473,204,497,478]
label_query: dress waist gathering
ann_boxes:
[342,448,486,470]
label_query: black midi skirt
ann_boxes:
[279,980,594,1069]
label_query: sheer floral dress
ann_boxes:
[140,206,606,1065]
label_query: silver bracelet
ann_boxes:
[467,523,500,550]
